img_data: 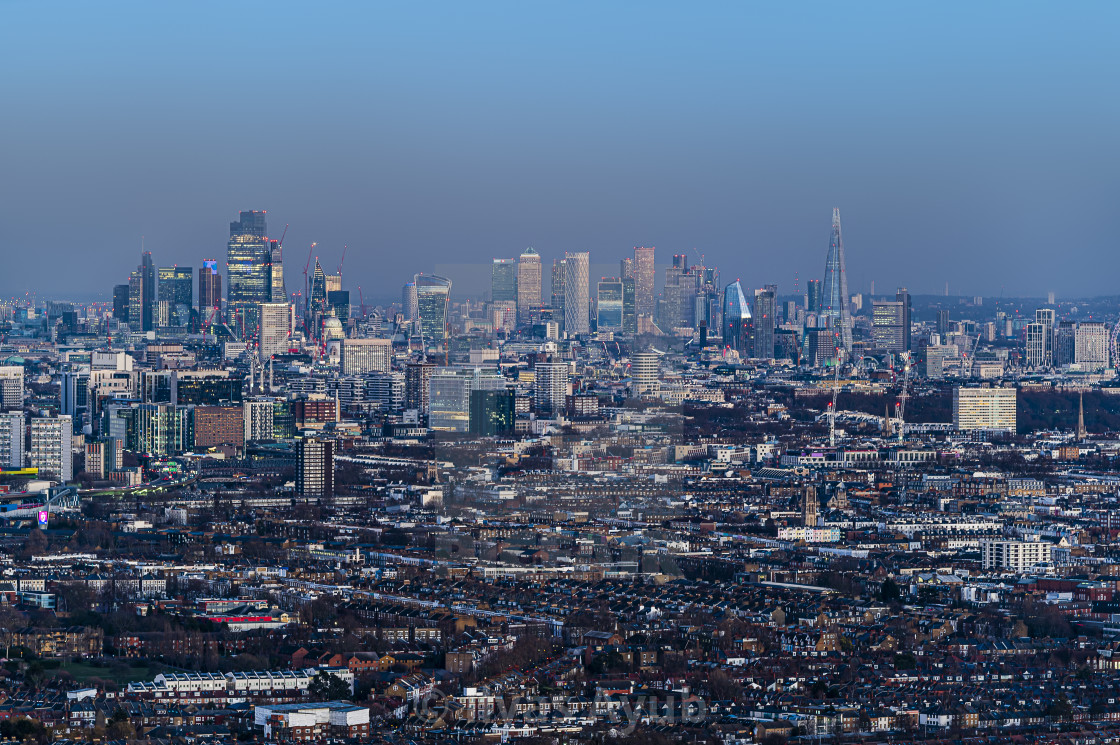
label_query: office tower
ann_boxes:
[308,259,328,322]
[563,252,590,335]
[60,368,89,422]
[806,327,838,367]
[661,254,699,331]
[84,438,122,478]
[551,258,566,325]
[226,210,270,338]
[492,258,518,304]
[621,276,637,334]
[30,416,73,482]
[937,309,951,336]
[325,273,342,295]
[428,367,506,432]
[806,279,822,314]
[0,366,24,411]
[128,269,145,331]
[722,281,752,354]
[516,247,542,325]
[895,287,912,351]
[753,285,776,359]
[1025,322,1049,368]
[258,302,292,360]
[198,260,222,326]
[630,352,660,397]
[193,406,244,449]
[327,290,350,323]
[1054,321,1109,371]
[297,438,334,499]
[633,246,656,319]
[871,300,908,352]
[1033,308,1056,367]
[405,361,436,414]
[414,274,452,347]
[113,284,130,322]
[140,250,155,331]
[533,361,570,415]
[157,266,193,327]
[953,386,1016,432]
[923,345,952,379]
[243,399,275,442]
[620,257,633,279]
[341,338,392,375]
[269,240,286,303]
[469,389,515,436]
[136,403,193,455]
[402,281,419,324]
[0,412,24,469]
[821,208,852,351]
[596,277,624,332]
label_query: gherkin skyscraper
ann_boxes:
[821,208,852,352]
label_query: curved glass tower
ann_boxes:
[415,274,453,347]
[723,280,752,354]
[821,208,852,351]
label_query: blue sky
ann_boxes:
[1,1,1117,301]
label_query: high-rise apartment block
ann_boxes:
[297,438,334,499]
[0,366,24,411]
[30,416,72,482]
[534,361,570,415]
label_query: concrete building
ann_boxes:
[297,438,333,499]
[0,366,24,411]
[953,386,1016,432]
[340,338,392,375]
[0,412,24,469]
[533,361,570,415]
[630,352,660,397]
[981,538,1052,572]
[30,416,72,482]
[258,302,292,361]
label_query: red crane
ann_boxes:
[337,245,348,278]
[358,285,366,319]
[277,223,289,247]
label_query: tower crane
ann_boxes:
[277,223,289,247]
[829,338,843,448]
[895,351,912,443]
[337,245,348,278]
[358,285,366,320]
[964,332,981,377]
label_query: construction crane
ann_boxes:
[357,285,366,319]
[337,245,348,277]
[277,223,289,247]
[964,332,981,376]
[896,351,912,443]
[829,340,842,448]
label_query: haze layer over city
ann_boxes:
[1,3,1120,745]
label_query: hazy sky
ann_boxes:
[2,1,1117,302]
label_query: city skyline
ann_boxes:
[3,3,1118,300]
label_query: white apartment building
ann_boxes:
[981,538,1052,572]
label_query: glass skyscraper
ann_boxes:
[821,208,852,351]
[226,210,270,339]
[415,274,452,347]
[491,258,517,304]
[596,277,624,331]
[158,266,193,327]
[723,280,752,354]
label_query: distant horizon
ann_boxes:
[3,3,1118,300]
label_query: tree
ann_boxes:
[879,577,901,603]
[308,671,350,701]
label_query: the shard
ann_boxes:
[821,207,852,351]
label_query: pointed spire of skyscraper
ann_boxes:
[822,208,852,352]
